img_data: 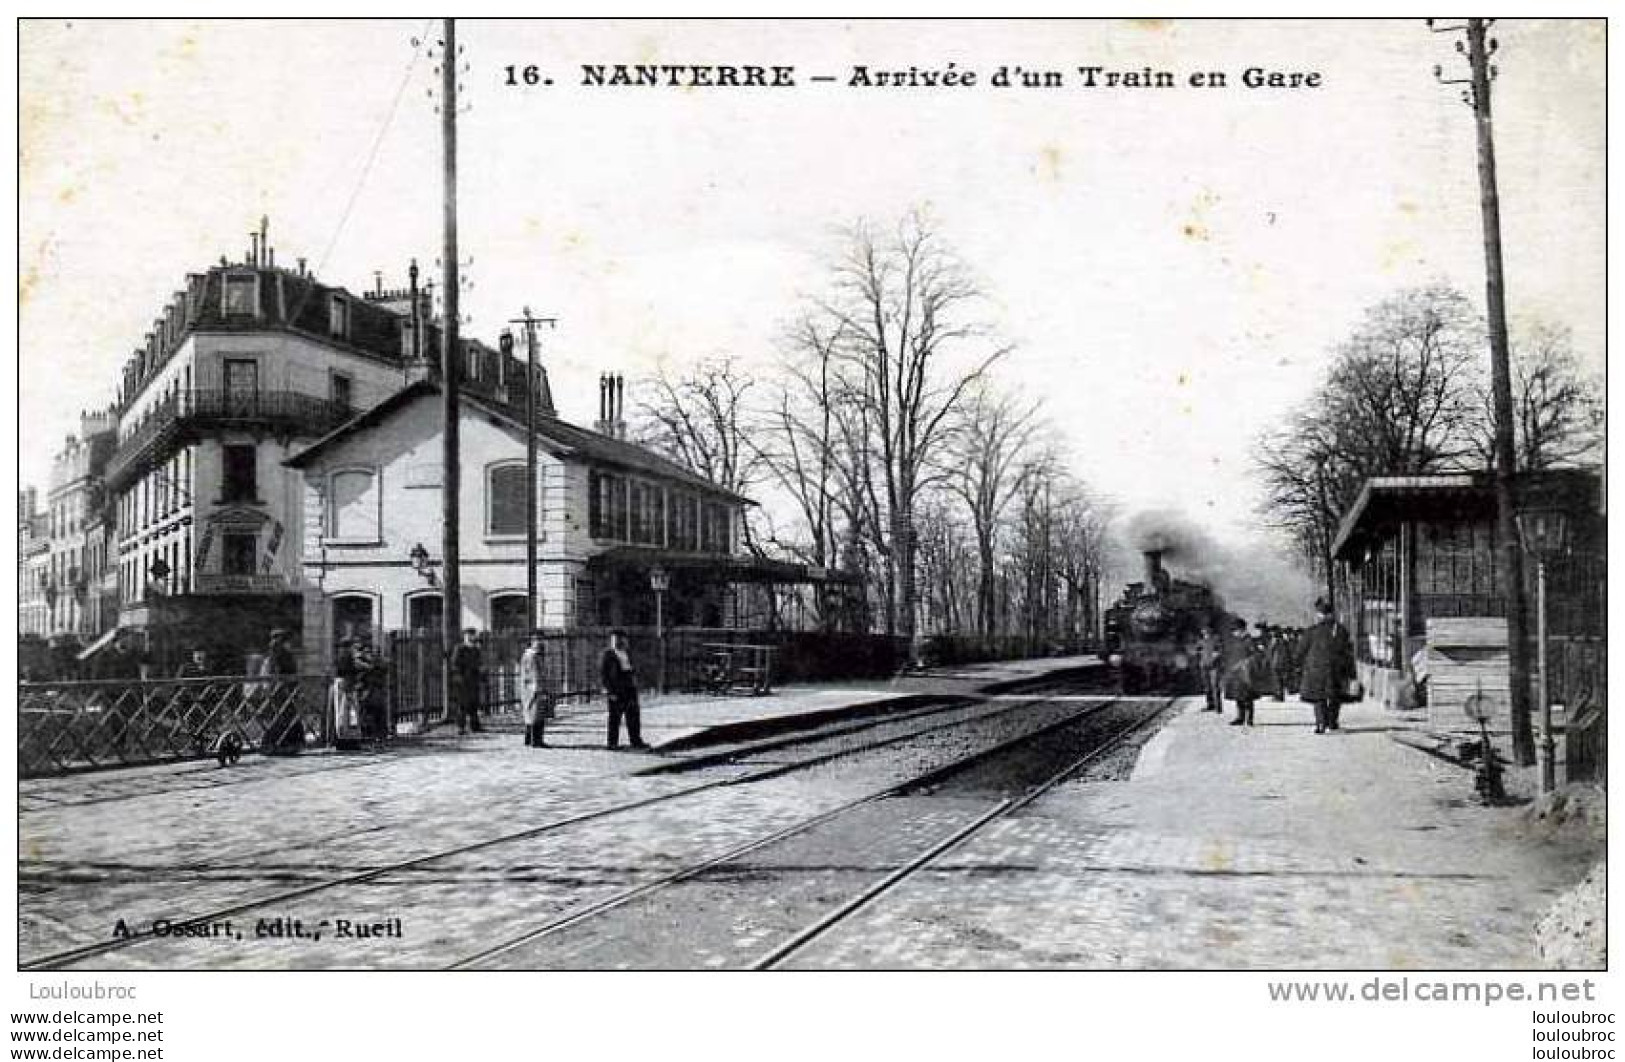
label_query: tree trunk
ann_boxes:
[977,540,996,639]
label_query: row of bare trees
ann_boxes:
[633,211,1113,646]
[1256,286,1602,580]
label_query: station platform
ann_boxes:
[792,693,1602,969]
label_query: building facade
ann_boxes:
[100,241,499,670]
[42,412,117,642]
[284,376,762,670]
[18,489,50,639]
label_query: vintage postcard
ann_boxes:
[13,15,1609,1056]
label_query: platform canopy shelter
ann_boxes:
[1330,468,1604,738]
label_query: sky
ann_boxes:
[17,19,1605,611]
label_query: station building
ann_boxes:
[46,226,858,680]
[281,370,791,670]
[1330,467,1604,743]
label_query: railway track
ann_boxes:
[21,673,1125,971]
[451,696,1172,971]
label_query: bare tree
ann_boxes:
[809,210,1009,640]
[1050,481,1115,645]
[914,494,976,636]
[758,313,847,569]
[943,384,1044,637]
[1469,322,1603,471]
[1257,286,1486,586]
[632,356,766,552]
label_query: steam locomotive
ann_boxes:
[1103,549,1228,693]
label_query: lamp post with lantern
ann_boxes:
[1515,506,1570,793]
[650,566,671,693]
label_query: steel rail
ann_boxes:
[751,700,1175,970]
[447,697,1132,969]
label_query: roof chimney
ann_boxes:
[614,374,627,440]
[297,257,307,277]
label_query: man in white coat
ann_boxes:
[520,632,552,748]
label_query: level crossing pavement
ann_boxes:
[18,660,1593,969]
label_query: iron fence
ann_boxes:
[19,674,331,778]
[383,627,913,729]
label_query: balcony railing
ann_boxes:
[107,389,354,490]
[191,573,290,595]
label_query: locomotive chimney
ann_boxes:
[1143,549,1166,588]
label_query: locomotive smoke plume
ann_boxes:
[1123,509,1220,576]
[1115,508,1317,624]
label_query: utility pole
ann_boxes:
[439,18,464,732]
[507,308,557,630]
[1432,18,1534,765]
[1315,456,1336,610]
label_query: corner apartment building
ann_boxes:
[103,240,478,670]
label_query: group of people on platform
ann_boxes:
[1196,597,1356,734]
[31,621,654,757]
[351,627,646,752]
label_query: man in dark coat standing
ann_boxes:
[600,630,647,749]
[1298,598,1356,734]
[1197,624,1223,712]
[261,629,303,755]
[449,628,485,735]
[1222,617,1257,726]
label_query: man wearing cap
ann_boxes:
[600,630,647,750]
[1298,598,1356,734]
[449,628,485,735]
[1222,617,1258,726]
[1196,623,1223,712]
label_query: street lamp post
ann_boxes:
[650,567,671,693]
[1515,507,1570,794]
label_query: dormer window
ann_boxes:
[222,274,258,317]
[329,295,349,338]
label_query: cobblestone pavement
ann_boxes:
[19,666,1097,969]
[23,669,1583,971]
[785,697,1594,969]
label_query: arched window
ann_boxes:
[328,469,380,542]
[490,593,530,631]
[407,592,443,632]
[332,594,376,648]
[486,463,528,537]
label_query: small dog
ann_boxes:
[213,730,244,767]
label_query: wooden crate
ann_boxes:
[1425,617,1509,732]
